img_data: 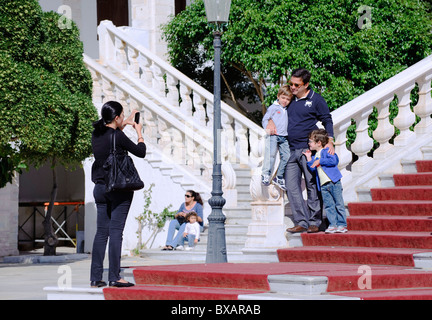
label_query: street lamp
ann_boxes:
[203,0,231,264]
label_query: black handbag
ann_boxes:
[103,131,144,192]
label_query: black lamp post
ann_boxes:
[203,0,231,263]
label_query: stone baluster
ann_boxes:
[157,117,172,160]
[151,65,166,98]
[372,95,396,159]
[234,120,249,165]
[89,69,103,104]
[201,149,213,179]
[143,109,158,145]
[127,46,140,78]
[129,97,140,113]
[102,77,115,102]
[114,37,127,71]
[179,84,194,118]
[414,74,432,134]
[221,161,237,208]
[221,113,236,164]
[205,100,214,129]
[333,119,353,179]
[219,113,237,207]
[350,108,374,175]
[138,54,153,88]
[115,86,128,109]
[193,93,209,127]
[184,134,200,170]
[170,127,185,166]
[165,74,180,107]
[393,83,416,146]
[248,129,266,169]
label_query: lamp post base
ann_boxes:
[206,200,227,263]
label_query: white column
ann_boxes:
[414,74,432,134]
[372,95,395,159]
[393,84,416,146]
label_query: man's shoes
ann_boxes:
[307,225,319,233]
[109,281,135,288]
[90,281,107,288]
[286,225,307,233]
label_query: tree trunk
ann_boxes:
[43,160,58,256]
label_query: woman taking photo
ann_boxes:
[162,190,204,250]
[90,101,146,288]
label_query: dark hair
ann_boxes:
[186,190,203,206]
[291,68,311,84]
[92,101,124,136]
[186,211,198,222]
[309,129,329,146]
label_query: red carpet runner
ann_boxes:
[104,160,432,300]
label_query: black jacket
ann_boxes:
[91,127,146,184]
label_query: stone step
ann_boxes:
[44,287,104,300]
[139,248,279,263]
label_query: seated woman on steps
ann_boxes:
[161,190,204,250]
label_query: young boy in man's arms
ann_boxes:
[261,85,292,191]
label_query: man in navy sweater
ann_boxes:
[284,68,335,233]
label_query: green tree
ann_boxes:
[0,0,97,255]
[162,0,432,118]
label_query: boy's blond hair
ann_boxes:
[277,84,292,98]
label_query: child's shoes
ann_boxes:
[272,177,287,191]
[336,226,348,233]
[261,175,271,186]
[325,226,338,234]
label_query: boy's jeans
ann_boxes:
[321,180,347,227]
[262,135,290,178]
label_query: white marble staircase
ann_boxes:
[84,20,432,261]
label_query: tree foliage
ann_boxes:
[0,0,97,187]
[162,0,432,118]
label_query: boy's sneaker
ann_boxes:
[185,246,194,251]
[325,226,338,234]
[336,226,348,233]
[272,177,287,191]
[175,245,184,251]
[261,175,270,186]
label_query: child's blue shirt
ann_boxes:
[306,147,343,191]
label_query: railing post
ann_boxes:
[166,74,180,107]
[350,109,374,175]
[333,119,352,180]
[414,74,432,134]
[394,84,416,146]
[114,37,127,71]
[373,95,396,159]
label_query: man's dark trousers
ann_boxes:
[284,148,322,229]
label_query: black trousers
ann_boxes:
[90,183,133,282]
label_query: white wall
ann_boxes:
[39,0,98,58]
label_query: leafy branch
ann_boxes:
[134,183,177,254]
